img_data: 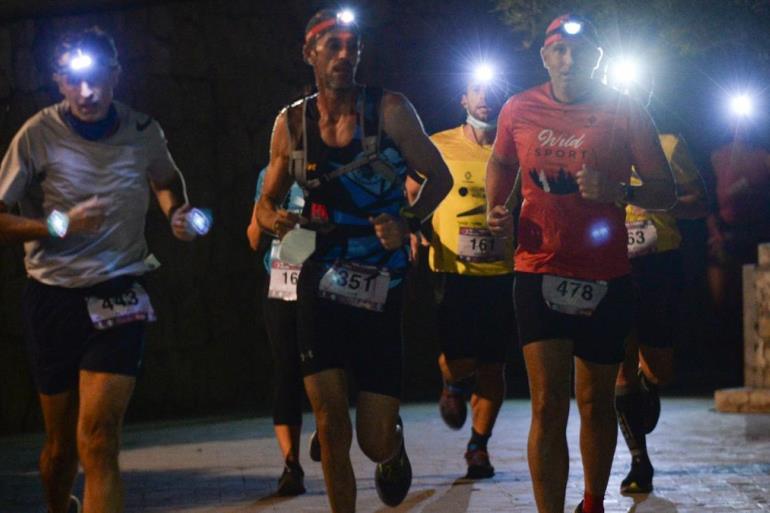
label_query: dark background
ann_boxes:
[0,0,763,433]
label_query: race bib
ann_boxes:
[86,282,156,330]
[541,275,608,316]
[268,259,301,301]
[626,220,658,258]
[457,227,505,263]
[318,262,391,312]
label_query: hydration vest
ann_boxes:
[281,86,410,272]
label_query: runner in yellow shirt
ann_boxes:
[409,65,514,479]
[616,132,707,494]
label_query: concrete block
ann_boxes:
[715,387,770,413]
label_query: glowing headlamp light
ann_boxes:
[609,57,640,87]
[337,9,355,25]
[47,210,70,238]
[68,49,94,72]
[472,63,495,85]
[563,21,582,35]
[730,94,753,117]
[186,208,213,236]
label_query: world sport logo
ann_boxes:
[534,129,588,160]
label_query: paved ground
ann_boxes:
[2,398,769,513]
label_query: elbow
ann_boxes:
[246,225,259,251]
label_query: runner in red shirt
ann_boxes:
[486,14,675,513]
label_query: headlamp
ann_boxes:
[337,9,355,25]
[69,50,94,72]
[47,210,70,238]
[563,21,582,35]
[730,94,753,117]
[472,63,495,85]
[610,57,639,87]
[186,208,213,236]
[544,14,600,48]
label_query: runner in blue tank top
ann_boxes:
[256,9,452,513]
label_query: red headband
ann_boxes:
[305,18,338,43]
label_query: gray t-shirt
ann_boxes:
[0,100,179,287]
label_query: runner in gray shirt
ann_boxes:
[0,27,202,513]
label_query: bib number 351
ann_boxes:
[318,262,390,312]
[541,275,608,316]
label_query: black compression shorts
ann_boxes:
[514,272,633,364]
[296,260,404,399]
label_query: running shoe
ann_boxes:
[464,447,495,479]
[375,417,412,507]
[276,460,306,496]
[439,383,468,430]
[309,430,321,462]
[620,455,654,494]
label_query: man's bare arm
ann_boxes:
[485,152,519,236]
[0,201,48,245]
[256,111,301,238]
[381,92,452,220]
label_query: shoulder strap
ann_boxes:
[286,95,315,188]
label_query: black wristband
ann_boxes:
[399,207,422,234]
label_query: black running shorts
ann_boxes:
[23,276,146,395]
[514,271,633,364]
[296,260,404,399]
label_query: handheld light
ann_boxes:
[186,208,213,236]
[47,210,70,238]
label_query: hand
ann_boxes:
[408,233,430,264]
[272,209,307,239]
[370,213,408,251]
[576,164,623,203]
[170,204,196,241]
[67,196,107,235]
[487,205,514,237]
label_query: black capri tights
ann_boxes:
[263,285,304,426]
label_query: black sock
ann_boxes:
[467,428,491,451]
[615,391,649,463]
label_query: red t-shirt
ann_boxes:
[494,82,668,280]
[711,142,770,227]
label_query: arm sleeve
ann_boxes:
[146,120,181,185]
[0,127,35,206]
[492,98,520,163]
